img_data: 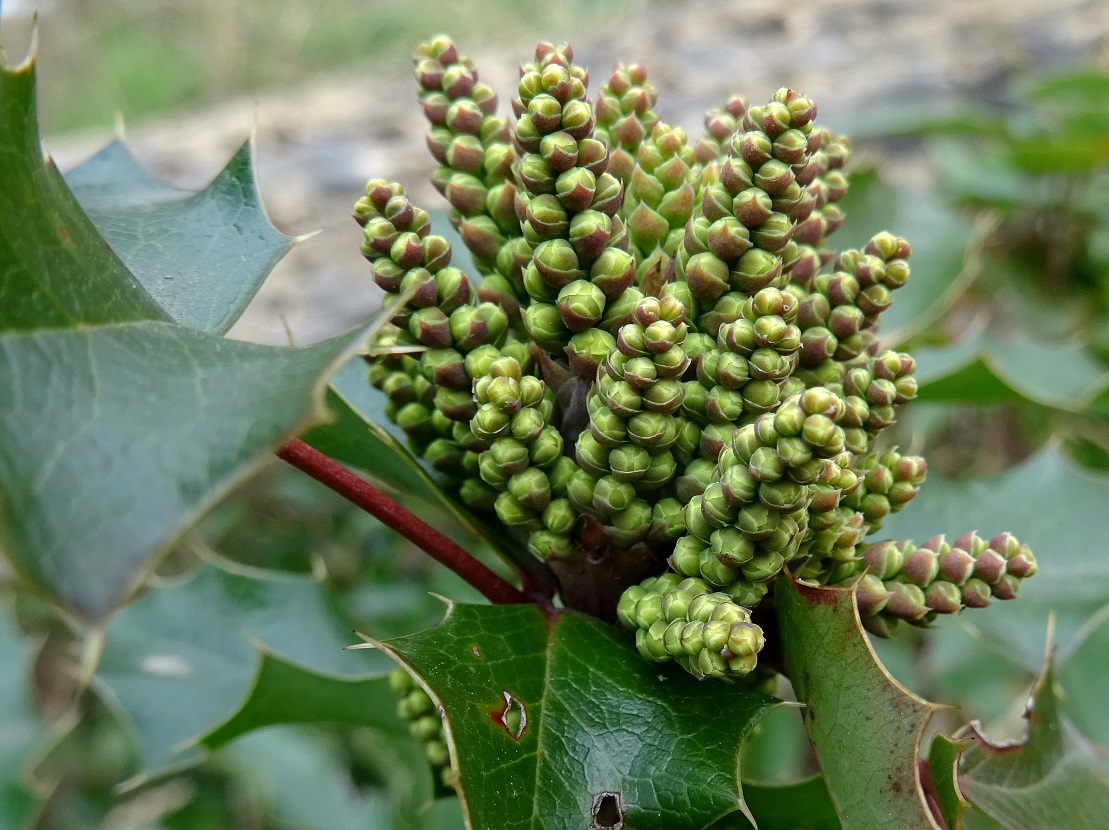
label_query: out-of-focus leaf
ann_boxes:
[374,602,778,830]
[881,448,1109,669]
[911,324,1109,411]
[739,701,812,785]
[776,576,943,830]
[0,610,45,828]
[1057,603,1109,747]
[710,776,841,829]
[957,650,1109,830]
[835,168,978,346]
[93,561,390,775]
[64,139,295,334]
[228,727,387,830]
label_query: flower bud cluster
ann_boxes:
[623,123,700,282]
[512,43,637,358]
[390,667,456,790]
[569,296,691,548]
[351,41,1038,683]
[845,531,1038,637]
[617,574,766,680]
[787,128,851,287]
[413,36,526,308]
[471,353,580,560]
[593,63,661,185]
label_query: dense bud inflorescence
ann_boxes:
[357,36,1037,686]
[390,667,457,790]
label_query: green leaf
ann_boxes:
[64,139,295,335]
[912,325,1109,411]
[0,322,357,618]
[881,448,1109,669]
[201,654,400,749]
[834,169,978,347]
[0,47,379,618]
[927,734,970,830]
[0,53,166,331]
[710,776,841,829]
[776,576,944,830]
[0,609,45,829]
[373,602,777,830]
[1057,603,1109,748]
[957,648,1109,830]
[93,560,391,775]
[227,727,388,830]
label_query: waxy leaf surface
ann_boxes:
[376,603,777,830]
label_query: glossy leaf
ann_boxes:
[958,653,1109,830]
[64,139,295,334]
[373,602,778,830]
[881,448,1109,669]
[834,168,978,347]
[93,561,391,775]
[776,577,943,830]
[912,324,1109,411]
[1057,604,1109,747]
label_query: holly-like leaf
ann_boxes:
[372,602,778,830]
[911,324,1109,411]
[64,139,295,335]
[0,47,376,618]
[834,169,978,347]
[776,576,944,830]
[956,647,1109,830]
[200,653,400,749]
[1058,604,1109,747]
[92,560,391,776]
[881,448,1109,669]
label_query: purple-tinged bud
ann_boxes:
[961,578,992,609]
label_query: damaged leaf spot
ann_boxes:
[590,791,625,829]
[470,645,482,658]
[490,690,527,739]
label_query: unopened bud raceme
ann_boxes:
[354,38,1038,685]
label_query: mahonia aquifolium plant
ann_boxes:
[358,36,1038,688]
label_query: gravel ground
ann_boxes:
[43,0,1109,345]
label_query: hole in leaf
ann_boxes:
[489,691,527,739]
[590,791,625,829]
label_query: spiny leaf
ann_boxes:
[64,138,295,334]
[373,602,778,830]
[0,52,166,331]
[776,576,944,830]
[956,646,1109,830]
[912,324,1109,411]
[0,322,357,618]
[201,653,400,749]
[0,46,380,618]
[927,734,970,830]
[92,560,391,776]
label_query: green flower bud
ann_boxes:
[593,475,636,516]
[508,467,552,511]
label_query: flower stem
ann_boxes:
[277,438,528,605]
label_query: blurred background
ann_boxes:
[2,1,1109,829]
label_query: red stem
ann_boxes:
[277,438,528,605]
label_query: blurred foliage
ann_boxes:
[2,0,632,134]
